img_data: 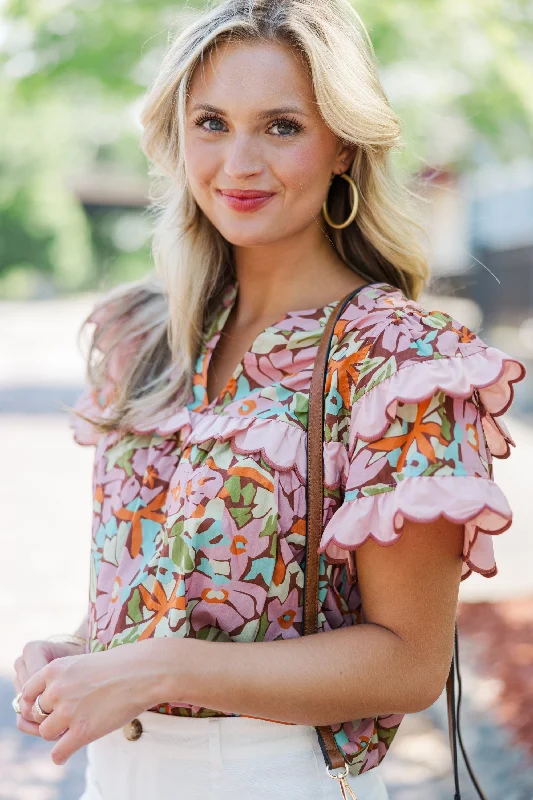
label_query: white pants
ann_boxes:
[79,710,389,799]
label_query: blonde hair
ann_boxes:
[75,0,430,435]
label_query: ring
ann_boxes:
[12,691,22,714]
[32,693,51,723]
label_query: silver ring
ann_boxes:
[32,693,51,722]
[12,691,22,714]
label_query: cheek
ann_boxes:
[280,140,333,202]
[183,139,217,197]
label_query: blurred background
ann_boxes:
[1,0,532,797]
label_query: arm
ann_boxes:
[150,516,464,725]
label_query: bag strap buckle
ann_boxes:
[326,763,359,800]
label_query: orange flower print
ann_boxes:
[368,397,448,472]
[200,588,229,604]
[143,465,159,488]
[115,490,167,558]
[230,535,248,555]
[238,399,257,416]
[138,577,186,640]
[452,325,476,344]
[326,345,370,409]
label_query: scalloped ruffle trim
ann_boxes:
[318,475,512,581]
[351,347,525,459]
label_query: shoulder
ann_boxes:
[330,282,488,382]
[324,281,525,445]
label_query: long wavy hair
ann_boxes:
[75,0,430,435]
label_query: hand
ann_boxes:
[14,639,86,738]
[20,640,164,765]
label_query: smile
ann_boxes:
[217,189,276,213]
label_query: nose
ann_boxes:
[223,134,264,181]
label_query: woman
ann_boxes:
[12,1,525,798]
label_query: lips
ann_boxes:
[217,188,276,213]
[218,189,274,199]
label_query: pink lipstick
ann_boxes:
[217,188,275,212]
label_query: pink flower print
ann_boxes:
[188,573,265,635]
[244,352,285,388]
[264,588,302,640]
[95,470,125,525]
[436,328,460,358]
[131,447,150,480]
[345,447,389,492]
[451,396,488,475]
[211,509,271,580]
[94,550,143,645]
[140,453,177,505]
[354,309,425,354]
[151,449,179,483]
[171,461,224,516]
[122,474,141,505]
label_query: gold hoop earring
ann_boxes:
[322,172,359,229]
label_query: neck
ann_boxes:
[231,225,365,327]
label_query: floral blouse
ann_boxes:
[71,281,525,775]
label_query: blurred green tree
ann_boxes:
[1,0,532,296]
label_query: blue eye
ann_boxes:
[195,114,226,132]
[269,118,302,137]
[193,113,304,137]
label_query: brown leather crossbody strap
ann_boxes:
[304,286,486,797]
[304,287,366,771]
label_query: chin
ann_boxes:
[215,222,284,248]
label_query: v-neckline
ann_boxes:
[192,280,382,411]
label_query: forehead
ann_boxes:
[187,39,315,113]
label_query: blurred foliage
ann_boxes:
[1,0,532,297]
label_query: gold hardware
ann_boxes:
[326,763,359,799]
[322,172,359,230]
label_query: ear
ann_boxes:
[332,142,356,175]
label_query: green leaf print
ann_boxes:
[294,393,308,426]
[257,611,270,642]
[437,401,452,440]
[423,461,447,477]
[357,355,386,380]
[105,434,152,473]
[115,625,139,645]
[261,513,279,538]
[171,526,195,572]
[230,506,253,528]
[424,311,452,330]
[361,484,395,496]
[240,481,255,506]
[225,475,242,503]
[127,588,142,624]
[365,356,397,393]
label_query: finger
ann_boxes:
[50,721,89,766]
[38,711,69,744]
[13,659,38,723]
[22,641,52,677]
[15,711,43,738]
[21,669,47,710]
[31,687,54,722]
[13,656,29,695]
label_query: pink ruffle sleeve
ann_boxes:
[319,347,526,581]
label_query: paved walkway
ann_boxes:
[1,298,532,799]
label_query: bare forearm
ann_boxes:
[154,624,446,726]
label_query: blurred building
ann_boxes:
[421,162,533,413]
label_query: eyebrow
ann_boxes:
[189,103,309,119]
